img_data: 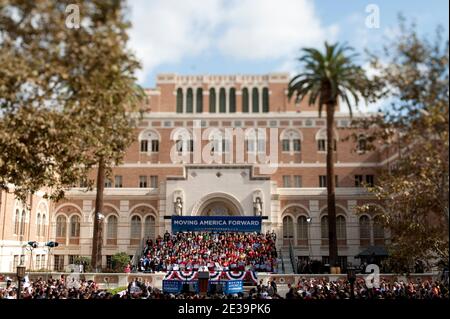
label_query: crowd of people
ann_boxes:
[1,275,448,299]
[138,231,278,273]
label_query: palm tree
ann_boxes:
[288,42,369,270]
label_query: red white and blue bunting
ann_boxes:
[163,270,258,284]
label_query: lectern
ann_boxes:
[198,271,209,295]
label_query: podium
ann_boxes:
[198,271,209,295]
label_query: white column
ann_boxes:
[225,87,229,113]
[182,87,187,113]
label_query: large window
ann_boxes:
[219,88,226,113]
[144,216,156,240]
[229,88,236,113]
[114,175,123,188]
[242,88,249,113]
[42,214,47,237]
[336,216,347,242]
[54,255,64,272]
[56,216,66,238]
[209,88,216,113]
[70,215,80,237]
[262,87,269,112]
[283,216,294,242]
[196,88,203,113]
[19,210,26,236]
[139,130,160,154]
[252,88,259,113]
[297,216,308,242]
[176,88,183,113]
[130,216,142,239]
[150,176,158,188]
[282,175,291,188]
[373,215,385,243]
[293,175,302,188]
[359,216,371,245]
[139,176,147,188]
[14,209,20,235]
[186,88,193,113]
[321,216,329,240]
[107,215,118,244]
[36,213,41,237]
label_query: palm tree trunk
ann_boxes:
[326,102,338,268]
[91,156,105,272]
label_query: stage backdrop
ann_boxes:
[171,216,262,233]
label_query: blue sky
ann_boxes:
[127,0,449,89]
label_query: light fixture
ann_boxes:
[27,241,38,249]
[306,217,312,223]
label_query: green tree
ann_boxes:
[352,19,449,271]
[111,252,131,272]
[288,42,373,268]
[0,1,145,271]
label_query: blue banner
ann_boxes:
[162,280,199,294]
[171,216,262,233]
[208,280,243,294]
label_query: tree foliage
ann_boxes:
[352,18,449,271]
[288,42,374,267]
[0,0,145,202]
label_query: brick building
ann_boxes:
[0,73,397,272]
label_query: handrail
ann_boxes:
[279,249,285,274]
[289,239,296,274]
[131,238,145,271]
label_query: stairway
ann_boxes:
[278,248,294,274]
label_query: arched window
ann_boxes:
[144,215,156,240]
[359,216,370,246]
[321,216,329,240]
[42,214,46,237]
[186,88,193,113]
[242,88,249,113]
[107,215,118,244]
[56,215,66,238]
[282,216,294,244]
[36,213,41,237]
[20,210,26,236]
[229,88,236,113]
[196,88,203,113]
[70,215,80,237]
[357,134,367,152]
[209,88,216,113]
[130,216,142,239]
[373,215,385,244]
[176,88,183,113]
[14,209,20,235]
[252,88,259,113]
[139,130,160,153]
[316,128,338,152]
[336,215,347,242]
[262,87,269,112]
[280,129,302,153]
[297,216,308,243]
[219,88,226,113]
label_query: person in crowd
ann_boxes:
[138,231,277,273]
[1,276,448,299]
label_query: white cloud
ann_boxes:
[218,0,338,60]
[127,0,337,84]
[128,0,222,83]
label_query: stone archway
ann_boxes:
[192,192,244,216]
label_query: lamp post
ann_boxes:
[347,266,356,299]
[16,265,26,300]
[26,241,38,270]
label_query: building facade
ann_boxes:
[0,73,396,272]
